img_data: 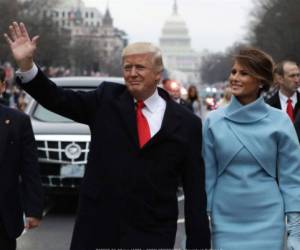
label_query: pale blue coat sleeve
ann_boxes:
[277,118,300,213]
[202,117,218,213]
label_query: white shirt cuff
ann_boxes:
[16,63,38,83]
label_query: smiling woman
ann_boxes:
[229,48,274,104]
[203,48,300,250]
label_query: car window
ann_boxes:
[31,86,96,123]
[33,104,73,123]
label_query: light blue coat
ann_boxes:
[203,96,300,250]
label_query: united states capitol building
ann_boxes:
[159,0,201,85]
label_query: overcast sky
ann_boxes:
[83,0,255,53]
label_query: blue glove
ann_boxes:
[287,213,300,250]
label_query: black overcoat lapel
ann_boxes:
[273,92,281,109]
[114,89,139,148]
[294,92,300,116]
[0,105,10,164]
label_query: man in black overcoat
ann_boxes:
[5,22,210,249]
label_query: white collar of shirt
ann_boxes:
[279,90,297,109]
[137,89,163,113]
[174,98,180,104]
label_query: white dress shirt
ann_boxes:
[279,90,297,111]
[136,89,166,137]
[16,63,167,137]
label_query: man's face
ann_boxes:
[279,62,300,96]
[123,53,161,100]
[163,80,181,100]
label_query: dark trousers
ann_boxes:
[0,220,16,250]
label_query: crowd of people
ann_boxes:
[1,21,300,250]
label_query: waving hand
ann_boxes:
[4,22,39,71]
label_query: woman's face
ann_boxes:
[229,62,261,105]
[189,87,197,97]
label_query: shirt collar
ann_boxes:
[135,89,163,113]
[279,90,297,104]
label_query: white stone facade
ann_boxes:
[45,0,127,59]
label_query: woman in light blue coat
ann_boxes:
[203,48,300,250]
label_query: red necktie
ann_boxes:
[136,101,151,148]
[286,98,295,122]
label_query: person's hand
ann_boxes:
[4,22,39,71]
[25,217,41,230]
[287,213,300,250]
[287,235,300,250]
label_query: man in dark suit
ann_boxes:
[5,22,210,249]
[0,67,43,250]
[162,79,194,112]
[266,60,300,141]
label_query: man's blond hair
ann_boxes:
[122,42,164,72]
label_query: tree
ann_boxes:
[18,0,71,67]
[199,43,247,84]
[70,38,99,75]
[98,47,123,77]
[248,0,300,62]
[1,0,125,75]
[0,0,19,64]
[0,0,70,67]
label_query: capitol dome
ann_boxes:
[159,0,201,85]
[160,0,191,53]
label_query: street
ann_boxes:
[17,191,186,250]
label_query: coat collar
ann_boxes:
[225,96,269,123]
[295,92,300,116]
[115,89,139,148]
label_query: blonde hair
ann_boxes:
[122,42,164,72]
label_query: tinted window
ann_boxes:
[32,87,94,123]
[33,104,73,123]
